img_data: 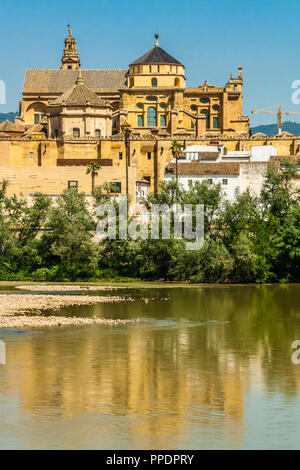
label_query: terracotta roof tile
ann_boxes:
[23,69,128,93]
[0,120,25,133]
[166,162,240,175]
[50,81,109,107]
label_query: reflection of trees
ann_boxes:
[3,285,300,446]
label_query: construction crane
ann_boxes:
[251,104,300,134]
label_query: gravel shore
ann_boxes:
[15,285,124,292]
[0,293,136,328]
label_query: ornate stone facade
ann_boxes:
[61,25,81,70]
[18,28,249,138]
[48,71,112,139]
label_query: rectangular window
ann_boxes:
[191,121,194,129]
[213,117,219,129]
[147,152,151,160]
[29,152,34,160]
[68,181,78,190]
[119,152,123,160]
[160,115,166,127]
[137,115,143,127]
[207,179,213,185]
[34,113,40,124]
[188,179,193,188]
[222,179,228,185]
[110,182,121,193]
[73,128,80,138]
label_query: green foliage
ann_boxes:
[86,162,101,194]
[0,163,299,283]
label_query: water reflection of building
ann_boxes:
[3,321,246,448]
[2,286,300,448]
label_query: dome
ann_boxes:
[50,71,109,107]
[130,35,182,66]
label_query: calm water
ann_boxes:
[0,284,300,449]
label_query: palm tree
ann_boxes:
[86,162,101,195]
[170,139,182,198]
[124,127,131,199]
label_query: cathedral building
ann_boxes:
[18,27,249,138]
[5,27,292,202]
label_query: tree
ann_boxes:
[40,189,98,280]
[260,161,300,221]
[124,127,131,199]
[86,162,101,195]
[170,139,182,199]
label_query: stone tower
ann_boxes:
[61,25,81,70]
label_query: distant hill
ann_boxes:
[0,112,18,124]
[250,121,300,136]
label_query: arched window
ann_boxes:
[27,102,47,125]
[95,129,101,139]
[73,128,80,138]
[151,78,157,88]
[147,107,157,127]
[201,110,210,129]
[174,77,180,87]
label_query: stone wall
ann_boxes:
[1,135,300,198]
[239,162,268,196]
[0,165,136,202]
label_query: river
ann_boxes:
[0,284,300,449]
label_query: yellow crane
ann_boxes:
[251,104,300,134]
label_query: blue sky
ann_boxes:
[1,0,300,126]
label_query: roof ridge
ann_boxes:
[25,68,128,71]
[23,69,128,92]
[131,45,182,66]
[50,79,108,107]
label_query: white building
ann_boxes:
[136,178,150,201]
[181,144,277,163]
[165,162,240,202]
[164,144,278,202]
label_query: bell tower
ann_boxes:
[61,25,81,70]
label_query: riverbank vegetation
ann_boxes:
[0,163,299,283]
